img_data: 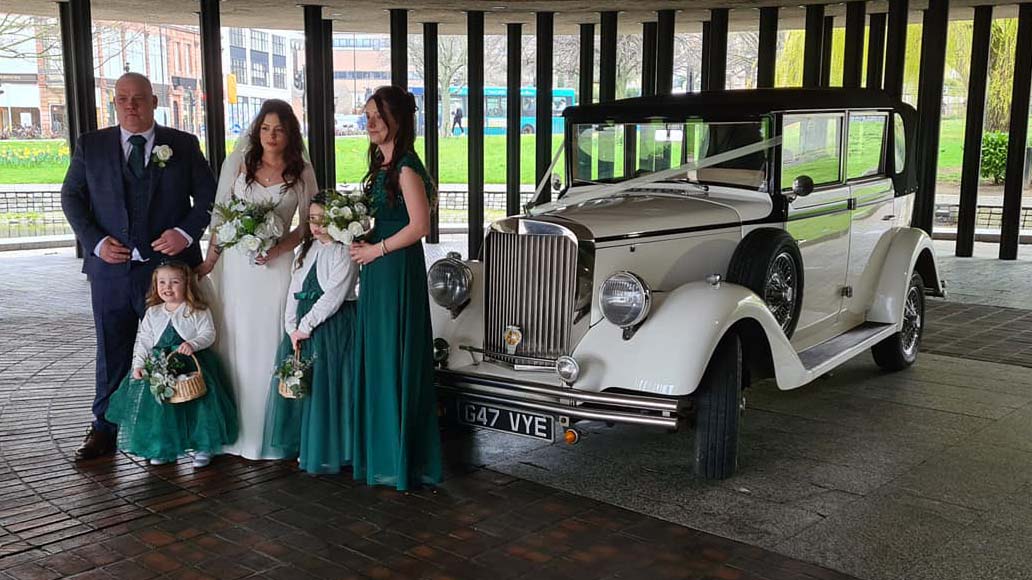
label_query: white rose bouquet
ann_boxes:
[322,187,374,245]
[212,196,284,264]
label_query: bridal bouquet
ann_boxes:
[275,350,316,399]
[139,350,189,404]
[212,196,284,261]
[323,188,374,245]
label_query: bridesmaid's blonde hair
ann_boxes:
[145,261,209,311]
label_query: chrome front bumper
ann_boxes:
[435,368,684,429]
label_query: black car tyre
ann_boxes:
[726,229,804,339]
[693,333,745,480]
[872,271,925,371]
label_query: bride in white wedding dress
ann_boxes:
[197,99,317,460]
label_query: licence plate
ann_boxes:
[456,399,555,441]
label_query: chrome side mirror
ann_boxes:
[552,173,563,192]
[792,175,814,197]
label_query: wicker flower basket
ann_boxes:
[167,353,207,403]
[278,348,305,399]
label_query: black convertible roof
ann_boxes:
[562,88,916,124]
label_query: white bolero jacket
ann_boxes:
[285,240,359,335]
[132,304,216,369]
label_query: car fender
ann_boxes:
[573,280,808,397]
[867,227,943,326]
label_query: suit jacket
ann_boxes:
[61,125,216,279]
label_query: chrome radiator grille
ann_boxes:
[484,231,578,366]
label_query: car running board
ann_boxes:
[797,322,897,375]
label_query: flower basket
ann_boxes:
[167,353,207,403]
[276,347,314,399]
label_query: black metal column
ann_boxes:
[641,22,658,97]
[956,5,992,257]
[707,9,728,91]
[535,11,554,197]
[58,2,79,153]
[843,2,866,88]
[199,0,226,173]
[634,21,656,175]
[884,0,909,99]
[803,4,825,88]
[69,0,97,135]
[424,22,440,242]
[821,16,834,87]
[912,0,949,235]
[507,23,522,217]
[576,22,594,185]
[467,11,484,259]
[303,6,327,189]
[701,21,711,90]
[579,23,594,104]
[390,9,408,90]
[321,18,335,189]
[757,7,778,88]
[599,11,617,180]
[867,12,887,89]
[656,10,675,95]
[1000,2,1032,259]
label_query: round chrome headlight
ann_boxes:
[599,271,651,328]
[428,257,472,314]
[555,355,580,384]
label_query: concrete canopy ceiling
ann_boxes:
[7,0,1024,34]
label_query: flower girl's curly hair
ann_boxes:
[145,261,209,311]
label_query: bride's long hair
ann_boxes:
[244,99,305,191]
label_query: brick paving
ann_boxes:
[4,250,1032,580]
[0,252,860,579]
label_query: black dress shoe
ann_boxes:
[75,426,116,460]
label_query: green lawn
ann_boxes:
[0,119,998,186]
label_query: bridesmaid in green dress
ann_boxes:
[348,85,441,490]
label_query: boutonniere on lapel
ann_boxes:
[151,145,173,168]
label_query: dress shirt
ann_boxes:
[93,124,193,261]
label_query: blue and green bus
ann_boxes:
[410,86,576,135]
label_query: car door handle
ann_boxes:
[882,214,896,221]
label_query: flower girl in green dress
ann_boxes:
[106,261,239,467]
[261,192,359,474]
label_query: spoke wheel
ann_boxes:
[764,252,798,334]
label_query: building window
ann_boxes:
[231,56,246,82]
[252,60,268,86]
[273,65,287,89]
[272,35,285,56]
[230,28,245,48]
[250,30,268,53]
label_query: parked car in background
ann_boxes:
[427,88,946,479]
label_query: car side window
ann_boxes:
[781,113,843,191]
[846,113,887,180]
[893,113,906,174]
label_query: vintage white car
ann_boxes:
[427,89,945,479]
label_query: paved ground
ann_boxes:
[1,242,1032,580]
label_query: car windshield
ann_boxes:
[568,118,772,193]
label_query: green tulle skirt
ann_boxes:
[261,301,357,474]
[107,326,239,462]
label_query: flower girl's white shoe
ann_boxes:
[192,452,212,468]
[148,457,171,466]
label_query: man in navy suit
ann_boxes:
[62,73,216,460]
